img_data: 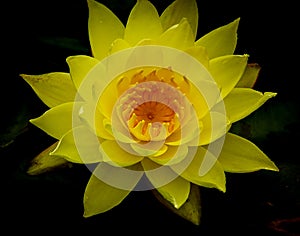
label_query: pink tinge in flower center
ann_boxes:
[116,81,189,142]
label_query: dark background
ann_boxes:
[1,0,299,235]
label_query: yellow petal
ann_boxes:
[87,0,125,60]
[160,0,198,38]
[152,183,201,225]
[209,54,248,99]
[108,38,131,55]
[51,126,102,164]
[124,0,162,45]
[184,46,209,69]
[148,145,189,165]
[236,63,261,88]
[131,143,168,158]
[186,80,219,119]
[217,133,279,172]
[148,144,168,157]
[78,102,114,140]
[157,18,194,50]
[84,165,132,217]
[30,102,82,140]
[165,113,202,147]
[223,88,277,123]
[66,55,99,92]
[97,79,119,119]
[20,72,77,108]
[198,111,230,146]
[172,146,226,192]
[195,18,240,59]
[136,38,157,46]
[157,177,190,209]
[142,158,190,209]
[111,126,137,144]
[100,140,144,167]
[165,122,201,146]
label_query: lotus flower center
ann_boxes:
[133,101,175,124]
[111,67,193,143]
[115,80,188,142]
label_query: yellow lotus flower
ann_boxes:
[21,0,279,222]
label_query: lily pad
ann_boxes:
[0,105,30,148]
[230,100,299,142]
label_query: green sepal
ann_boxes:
[27,142,72,175]
[236,63,261,88]
[152,183,201,225]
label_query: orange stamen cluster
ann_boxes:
[114,67,191,142]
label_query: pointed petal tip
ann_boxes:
[83,211,91,218]
[252,164,279,173]
[216,182,226,193]
[265,92,277,98]
[87,0,95,7]
[230,17,240,31]
[220,186,226,193]
[48,150,56,156]
[173,203,181,209]
[19,73,31,82]
[29,118,37,125]
[234,17,241,24]
[166,196,182,209]
[239,53,250,62]
[65,55,75,63]
[26,166,38,175]
[267,163,280,172]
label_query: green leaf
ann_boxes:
[0,105,29,148]
[230,100,299,142]
[152,183,201,225]
[27,142,71,175]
